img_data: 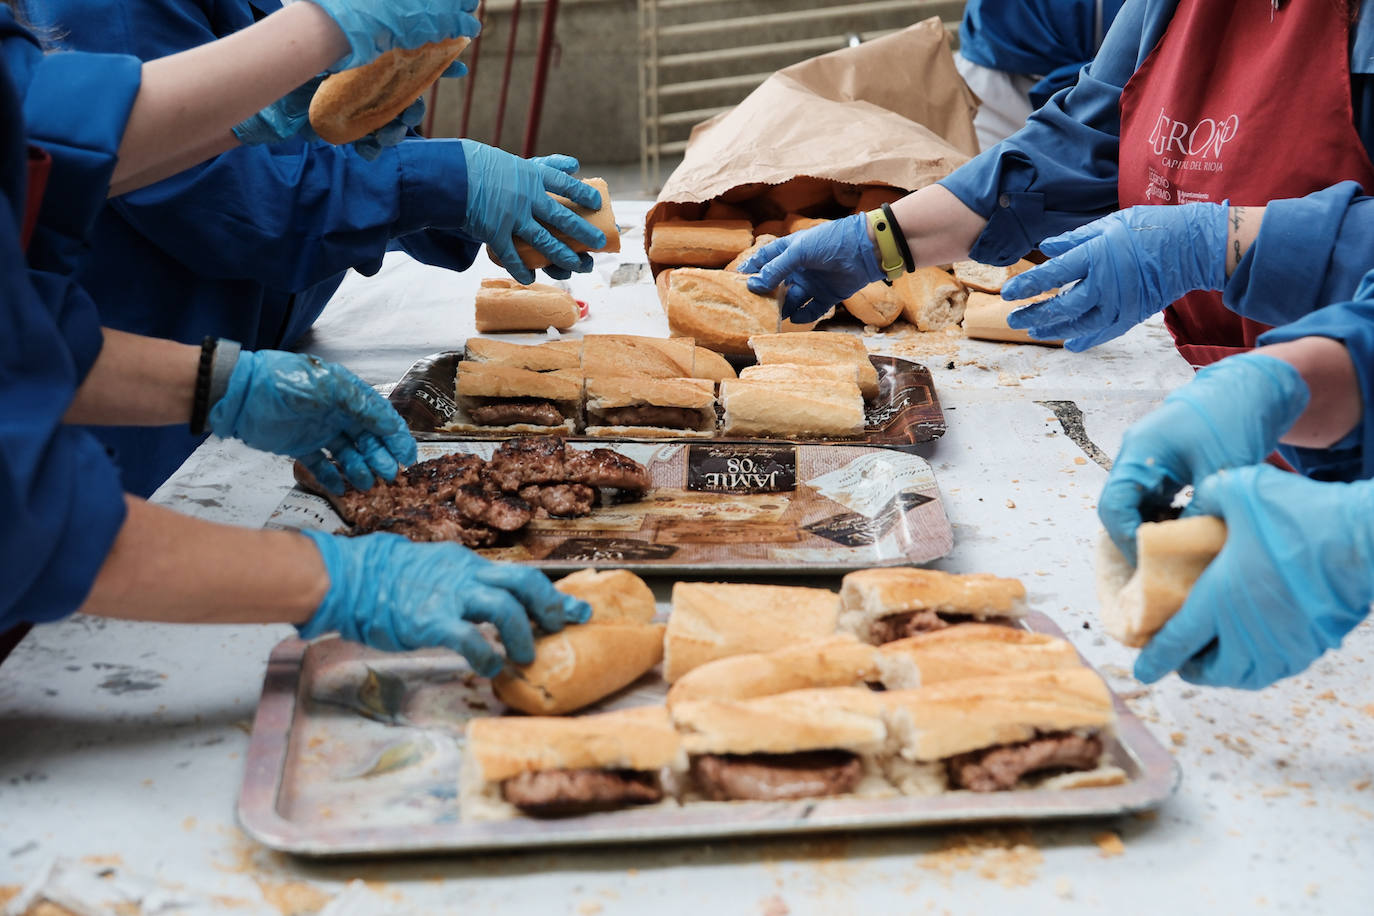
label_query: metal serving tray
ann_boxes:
[237,614,1180,858]
[390,349,946,447]
[266,440,954,574]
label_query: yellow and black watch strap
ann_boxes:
[866,206,907,282]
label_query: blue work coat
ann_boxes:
[0,7,135,629]
[24,0,483,496]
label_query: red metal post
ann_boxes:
[457,0,489,138]
[521,0,560,158]
[492,0,524,147]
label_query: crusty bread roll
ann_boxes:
[898,267,967,331]
[842,281,905,328]
[738,363,860,386]
[504,177,620,271]
[692,346,737,381]
[663,582,841,682]
[474,278,579,333]
[723,234,777,273]
[878,668,1115,763]
[854,186,904,213]
[838,567,1028,643]
[876,625,1082,687]
[459,706,684,820]
[666,636,880,708]
[648,220,754,268]
[580,334,696,378]
[720,378,865,438]
[553,568,656,624]
[662,269,782,355]
[492,622,666,715]
[833,183,864,208]
[584,376,717,437]
[963,290,1063,346]
[748,332,878,399]
[463,338,582,372]
[309,38,469,145]
[784,214,829,234]
[754,219,788,238]
[704,200,752,222]
[1095,517,1227,648]
[450,363,582,433]
[951,258,1034,294]
[671,687,887,756]
[763,176,836,215]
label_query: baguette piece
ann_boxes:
[963,290,1063,346]
[666,636,880,708]
[648,219,754,268]
[842,281,904,328]
[505,177,620,271]
[692,347,737,381]
[875,625,1082,687]
[951,258,1034,293]
[554,568,656,624]
[704,200,752,222]
[720,378,865,438]
[492,622,667,715]
[724,234,777,273]
[580,334,696,378]
[474,278,579,333]
[738,363,860,386]
[584,376,717,437]
[764,176,836,215]
[450,363,582,433]
[309,38,469,145]
[460,706,684,820]
[663,268,782,355]
[462,338,582,372]
[898,267,967,331]
[839,567,1028,644]
[748,332,878,399]
[671,687,887,756]
[1095,517,1228,648]
[854,186,904,212]
[663,582,841,682]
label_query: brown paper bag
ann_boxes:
[645,18,979,274]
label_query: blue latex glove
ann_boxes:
[233,80,425,161]
[1134,466,1374,689]
[737,214,884,323]
[1099,353,1309,564]
[1002,202,1229,351]
[459,142,603,285]
[207,349,417,495]
[306,0,482,71]
[300,530,592,675]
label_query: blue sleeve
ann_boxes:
[1258,300,1374,483]
[961,0,1126,85]
[939,0,1174,265]
[110,136,481,292]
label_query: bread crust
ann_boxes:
[720,378,865,438]
[492,622,666,715]
[664,582,841,682]
[553,568,656,624]
[671,687,887,755]
[692,347,738,381]
[666,636,880,708]
[738,363,860,386]
[505,177,620,270]
[951,258,1034,294]
[581,334,697,378]
[648,220,754,267]
[876,625,1082,687]
[309,38,469,145]
[465,706,684,783]
[1095,517,1227,648]
[963,290,1064,346]
[663,269,781,355]
[450,363,582,432]
[898,267,967,331]
[474,278,579,332]
[747,332,878,398]
[584,376,716,434]
[838,568,1027,642]
[463,338,583,372]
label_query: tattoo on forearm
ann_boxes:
[1233,239,1242,267]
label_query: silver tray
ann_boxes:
[237,614,1180,857]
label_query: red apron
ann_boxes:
[0,147,53,668]
[1118,0,1374,369]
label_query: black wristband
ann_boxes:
[881,202,916,274]
[189,336,216,436]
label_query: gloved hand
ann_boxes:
[305,0,482,71]
[207,349,417,494]
[737,214,884,323]
[1002,202,1229,351]
[233,78,425,161]
[1134,465,1374,689]
[459,142,603,285]
[1099,352,1309,564]
[300,530,592,675]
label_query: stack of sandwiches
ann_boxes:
[447,332,878,439]
[457,569,1126,821]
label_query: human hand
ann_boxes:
[207,349,416,494]
[300,530,592,675]
[459,143,603,285]
[306,0,482,71]
[1134,466,1374,689]
[1002,202,1229,351]
[233,79,425,161]
[736,214,884,322]
[1099,353,1308,563]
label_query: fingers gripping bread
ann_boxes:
[310,38,470,145]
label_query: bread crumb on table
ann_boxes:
[1092,831,1125,857]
